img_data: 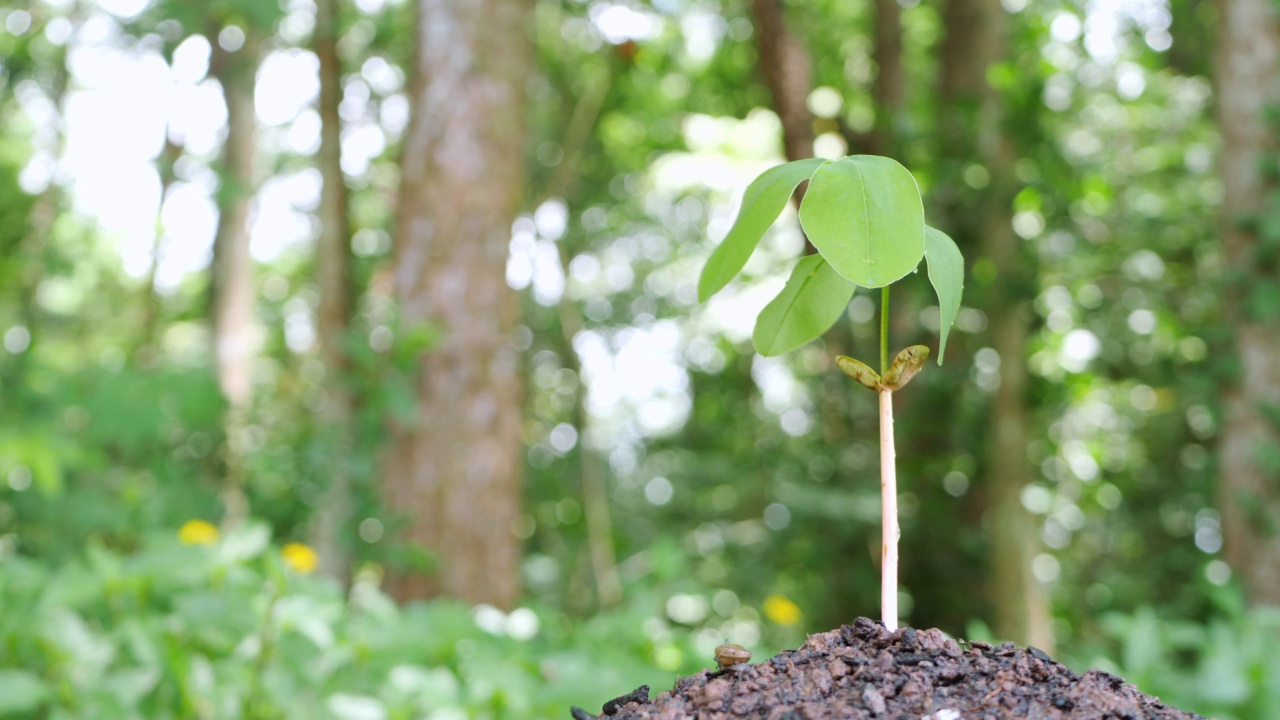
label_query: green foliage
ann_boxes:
[697,158,826,302]
[923,227,964,360]
[752,255,855,357]
[0,0,1265,716]
[0,524,715,720]
[798,156,925,289]
[1070,596,1280,720]
[699,155,962,361]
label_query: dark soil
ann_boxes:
[576,618,1203,720]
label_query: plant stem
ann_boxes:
[879,388,898,631]
[244,581,282,719]
[880,286,890,374]
[878,284,897,631]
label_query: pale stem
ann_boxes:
[879,388,899,631]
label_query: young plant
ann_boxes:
[698,155,964,631]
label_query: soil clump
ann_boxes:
[578,617,1202,720]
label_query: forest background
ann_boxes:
[2,0,1280,718]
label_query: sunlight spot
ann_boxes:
[257,50,320,126]
[645,476,674,505]
[1060,329,1099,372]
[1205,560,1231,585]
[590,3,661,44]
[1127,309,1156,335]
[1021,485,1054,515]
[1032,553,1061,583]
[3,326,31,354]
[807,86,842,118]
[98,0,149,20]
[172,34,211,84]
[763,503,790,531]
[218,25,245,52]
[1050,12,1082,42]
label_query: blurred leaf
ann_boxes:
[1247,280,1280,321]
[924,226,965,363]
[0,434,62,494]
[752,254,856,357]
[216,522,271,565]
[0,670,48,716]
[697,157,825,302]
[384,664,461,709]
[799,155,925,288]
[327,693,387,720]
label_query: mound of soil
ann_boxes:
[575,618,1202,720]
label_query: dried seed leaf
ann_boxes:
[881,345,930,391]
[835,355,882,392]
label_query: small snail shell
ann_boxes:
[714,643,751,670]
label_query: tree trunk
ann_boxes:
[135,136,183,365]
[209,27,263,526]
[1215,0,1280,604]
[938,0,1053,651]
[309,0,356,584]
[751,0,815,165]
[541,64,622,609]
[6,37,70,390]
[869,0,903,158]
[383,0,530,607]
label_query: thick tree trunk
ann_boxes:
[869,0,903,157]
[309,0,356,584]
[383,0,530,607]
[938,0,1053,651]
[209,29,262,526]
[751,0,815,165]
[1215,0,1280,604]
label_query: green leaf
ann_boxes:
[752,254,856,357]
[924,226,965,363]
[798,155,925,288]
[0,669,48,715]
[698,157,826,302]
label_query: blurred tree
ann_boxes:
[868,0,902,158]
[307,0,357,583]
[1215,0,1280,605]
[543,70,624,610]
[751,0,814,165]
[383,0,530,606]
[207,7,267,525]
[937,0,1052,650]
[133,136,183,363]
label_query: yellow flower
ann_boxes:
[764,595,802,626]
[178,520,219,546]
[281,543,318,574]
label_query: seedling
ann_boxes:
[698,155,964,631]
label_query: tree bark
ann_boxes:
[751,0,815,165]
[309,0,356,584]
[383,0,530,607]
[208,26,263,526]
[869,0,904,157]
[938,0,1053,651]
[1215,0,1280,604]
